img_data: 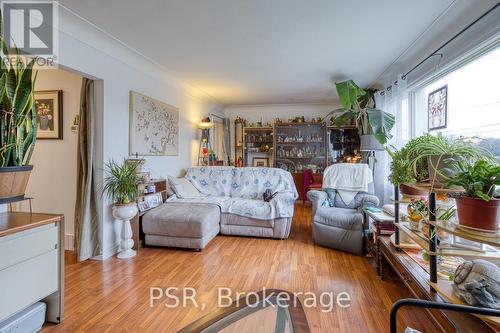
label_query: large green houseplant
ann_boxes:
[102,159,143,259]
[0,18,38,202]
[446,159,500,231]
[329,80,395,145]
[387,134,486,194]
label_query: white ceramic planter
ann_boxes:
[112,203,138,259]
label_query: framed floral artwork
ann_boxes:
[428,85,447,130]
[129,91,179,156]
[35,90,63,139]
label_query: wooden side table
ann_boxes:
[132,179,167,251]
[363,208,395,276]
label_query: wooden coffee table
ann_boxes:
[177,289,310,333]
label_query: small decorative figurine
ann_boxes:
[453,259,500,309]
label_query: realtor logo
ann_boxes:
[1,0,58,65]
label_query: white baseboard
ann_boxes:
[67,238,120,261]
[65,234,75,251]
[93,242,120,261]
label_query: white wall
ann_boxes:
[56,7,223,259]
[224,103,339,162]
[19,69,82,250]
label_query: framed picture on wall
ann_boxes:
[129,91,179,156]
[252,157,269,167]
[35,90,63,139]
[428,85,447,130]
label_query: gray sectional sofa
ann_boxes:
[142,166,298,250]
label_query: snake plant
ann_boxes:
[0,14,38,167]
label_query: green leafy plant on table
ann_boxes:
[446,159,500,231]
[447,159,500,201]
[387,134,487,187]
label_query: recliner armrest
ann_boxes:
[307,190,327,203]
[358,193,380,208]
[307,190,328,212]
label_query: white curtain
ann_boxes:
[374,75,408,204]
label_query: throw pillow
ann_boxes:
[167,176,202,199]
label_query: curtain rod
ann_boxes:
[379,2,499,95]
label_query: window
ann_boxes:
[413,46,500,156]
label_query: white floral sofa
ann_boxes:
[167,166,298,239]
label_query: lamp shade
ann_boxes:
[360,134,384,151]
[198,121,214,129]
[198,117,214,129]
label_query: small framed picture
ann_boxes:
[35,90,63,139]
[252,157,269,167]
[428,85,447,130]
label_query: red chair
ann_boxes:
[302,169,322,207]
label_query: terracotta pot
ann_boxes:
[456,196,500,231]
[0,165,33,203]
[400,183,427,196]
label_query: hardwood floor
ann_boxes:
[42,205,440,333]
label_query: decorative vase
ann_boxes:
[112,203,139,259]
[0,165,33,203]
[456,197,500,231]
[39,115,50,130]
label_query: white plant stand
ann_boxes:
[112,203,138,259]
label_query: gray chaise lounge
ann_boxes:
[142,203,220,250]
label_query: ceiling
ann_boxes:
[60,0,471,105]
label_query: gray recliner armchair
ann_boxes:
[307,189,379,255]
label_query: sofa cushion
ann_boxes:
[172,166,297,220]
[220,212,274,228]
[221,197,275,221]
[314,206,363,230]
[185,167,235,197]
[142,202,220,238]
[186,167,296,200]
[168,176,202,199]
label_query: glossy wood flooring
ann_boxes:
[42,205,440,333]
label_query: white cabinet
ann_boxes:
[0,213,64,324]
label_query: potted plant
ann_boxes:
[326,80,395,145]
[407,198,428,230]
[387,134,486,193]
[387,137,430,195]
[406,134,485,185]
[0,33,38,202]
[102,159,143,259]
[446,159,500,231]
